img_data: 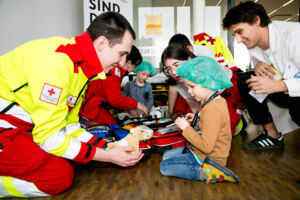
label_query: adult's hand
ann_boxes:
[128,103,148,117]
[136,102,148,116]
[93,147,144,167]
[254,62,276,79]
[128,109,138,116]
[246,75,288,94]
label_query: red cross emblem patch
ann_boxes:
[39,83,62,105]
[115,67,121,77]
[206,36,215,45]
[67,95,77,106]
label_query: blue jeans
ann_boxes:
[160,147,203,180]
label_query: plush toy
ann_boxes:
[107,126,153,154]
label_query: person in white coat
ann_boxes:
[223,1,300,150]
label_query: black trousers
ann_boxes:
[237,71,300,126]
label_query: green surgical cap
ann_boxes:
[176,56,233,91]
[134,61,155,76]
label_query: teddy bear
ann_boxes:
[107,126,153,154]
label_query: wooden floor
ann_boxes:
[7,128,300,200]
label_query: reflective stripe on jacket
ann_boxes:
[0,32,104,163]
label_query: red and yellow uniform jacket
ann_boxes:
[194,32,238,72]
[80,66,138,124]
[0,32,106,163]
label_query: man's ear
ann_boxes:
[126,60,132,65]
[93,36,108,52]
[253,16,261,26]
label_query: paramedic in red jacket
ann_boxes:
[80,45,148,124]
[0,12,143,198]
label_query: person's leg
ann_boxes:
[263,93,300,133]
[238,72,284,149]
[0,156,73,197]
[0,129,74,197]
[160,148,201,180]
[265,92,295,136]
[237,72,274,126]
[287,96,300,126]
[160,148,240,183]
[202,157,240,183]
[22,154,74,196]
[162,146,185,160]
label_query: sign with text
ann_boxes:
[146,15,162,35]
[138,7,174,40]
[83,0,133,30]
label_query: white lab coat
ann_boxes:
[248,21,300,97]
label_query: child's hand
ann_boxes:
[175,117,190,130]
[185,113,194,123]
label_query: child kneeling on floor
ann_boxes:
[160,56,239,183]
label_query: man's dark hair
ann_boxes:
[223,1,271,29]
[87,12,136,47]
[168,34,192,47]
[161,43,195,78]
[126,45,142,66]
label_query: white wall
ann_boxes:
[0,0,83,55]
[205,6,221,37]
[234,39,250,71]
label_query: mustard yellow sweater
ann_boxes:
[182,97,232,166]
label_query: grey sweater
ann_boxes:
[123,80,154,112]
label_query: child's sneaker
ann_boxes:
[201,157,240,183]
[243,130,284,150]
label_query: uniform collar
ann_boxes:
[56,31,105,79]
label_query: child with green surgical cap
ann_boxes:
[123,61,155,114]
[160,56,240,183]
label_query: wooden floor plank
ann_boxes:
[5,128,300,200]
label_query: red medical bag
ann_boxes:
[148,131,187,154]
